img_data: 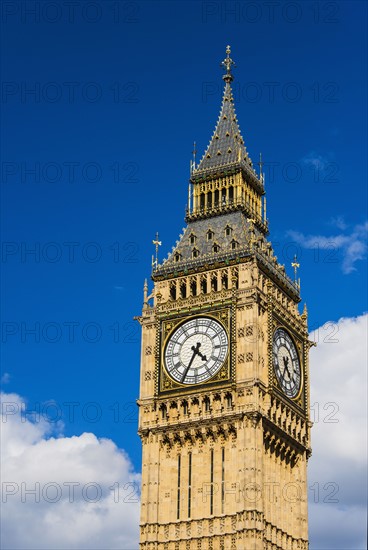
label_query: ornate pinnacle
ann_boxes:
[291,255,300,287]
[143,279,148,309]
[302,302,308,319]
[221,45,235,82]
[152,232,162,270]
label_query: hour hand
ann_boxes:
[191,342,207,362]
[197,350,207,362]
[181,342,206,383]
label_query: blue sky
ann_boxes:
[1,1,367,548]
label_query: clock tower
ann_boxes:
[137,47,312,550]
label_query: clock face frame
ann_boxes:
[163,316,229,386]
[273,328,302,399]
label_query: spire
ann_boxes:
[193,46,257,179]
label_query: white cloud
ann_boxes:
[302,151,330,171]
[328,216,348,231]
[287,221,368,273]
[0,392,140,549]
[308,314,368,549]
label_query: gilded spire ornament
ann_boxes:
[221,45,235,82]
[291,254,300,286]
[152,232,162,270]
[258,152,265,184]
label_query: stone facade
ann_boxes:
[137,47,311,550]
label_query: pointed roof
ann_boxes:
[191,47,262,190]
[195,80,253,172]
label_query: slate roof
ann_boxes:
[157,211,258,271]
[194,81,254,175]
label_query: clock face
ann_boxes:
[273,328,301,399]
[164,317,228,385]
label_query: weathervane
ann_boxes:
[221,45,235,82]
[152,232,162,270]
[291,255,300,286]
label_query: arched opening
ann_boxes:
[182,400,188,415]
[214,190,219,207]
[190,279,197,296]
[221,188,226,205]
[222,273,228,289]
[180,281,187,299]
[170,283,177,300]
[203,397,210,413]
[160,404,167,420]
[211,275,218,292]
[201,277,207,294]
[207,192,212,209]
[200,193,205,210]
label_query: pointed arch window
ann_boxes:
[170,282,177,300]
[221,273,228,289]
[211,274,218,292]
[200,193,205,210]
[204,397,210,413]
[200,276,207,294]
[160,404,167,420]
[225,393,233,409]
[190,278,197,296]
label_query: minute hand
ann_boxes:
[181,342,203,383]
[282,356,291,379]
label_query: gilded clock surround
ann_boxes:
[160,309,232,394]
[137,47,312,550]
[272,326,304,403]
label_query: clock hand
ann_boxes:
[180,342,202,383]
[197,350,207,362]
[282,356,291,379]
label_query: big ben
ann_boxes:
[137,47,312,550]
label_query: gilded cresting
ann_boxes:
[136,46,312,550]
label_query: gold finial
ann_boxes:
[258,153,264,184]
[152,232,162,270]
[291,255,300,286]
[190,141,197,175]
[221,45,235,82]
